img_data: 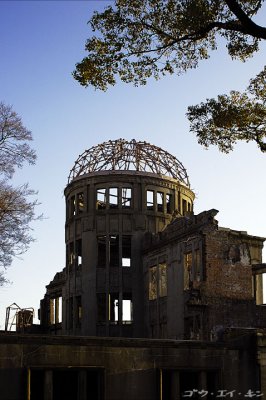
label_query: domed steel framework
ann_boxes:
[68,139,190,187]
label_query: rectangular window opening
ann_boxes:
[166,193,172,214]
[58,297,62,323]
[77,192,84,213]
[149,266,157,300]
[159,263,167,297]
[110,235,119,267]
[97,188,106,210]
[97,293,106,322]
[122,188,132,208]
[29,369,45,400]
[53,370,79,400]
[157,192,164,212]
[109,293,119,323]
[109,187,118,209]
[122,293,133,323]
[97,236,106,267]
[179,370,200,398]
[29,368,112,400]
[70,196,76,216]
[68,242,74,265]
[194,249,201,282]
[147,190,154,211]
[122,235,131,267]
[182,199,187,215]
[76,296,82,327]
[76,239,82,266]
[50,299,55,325]
[68,297,73,329]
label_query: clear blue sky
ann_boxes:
[0,1,265,327]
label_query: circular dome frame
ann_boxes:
[68,139,190,187]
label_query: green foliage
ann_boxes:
[73,0,266,153]
[187,67,266,152]
[73,0,265,90]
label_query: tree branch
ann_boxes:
[224,0,266,39]
[141,18,262,50]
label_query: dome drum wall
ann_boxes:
[65,171,194,222]
[64,172,195,253]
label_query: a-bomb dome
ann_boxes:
[68,139,190,187]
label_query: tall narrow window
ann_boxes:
[122,235,131,267]
[122,188,132,208]
[182,199,187,215]
[77,192,84,213]
[122,293,133,323]
[97,188,106,210]
[109,188,118,209]
[147,190,154,211]
[76,296,82,327]
[76,239,82,266]
[50,298,55,325]
[97,236,106,267]
[159,263,167,297]
[109,293,119,322]
[70,196,76,216]
[110,235,119,267]
[149,266,157,300]
[194,249,201,282]
[69,297,73,329]
[184,253,192,290]
[157,192,164,212]
[58,297,62,323]
[97,293,106,322]
[50,297,62,324]
[178,191,181,212]
[188,202,191,212]
[68,242,74,265]
[166,194,172,214]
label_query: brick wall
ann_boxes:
[202,229,254,300]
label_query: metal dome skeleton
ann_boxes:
[68,139,190,187]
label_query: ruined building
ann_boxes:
[1,139,266,400]
[40,139,265,340]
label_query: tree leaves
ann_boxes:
[73,0,265,89]
[73,0,266,153]
[187,68,266,152]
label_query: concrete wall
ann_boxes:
[0,333,261,400]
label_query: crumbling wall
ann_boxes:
[202,229,254,300]
[143,210,265,340]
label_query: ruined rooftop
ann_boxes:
[67,138,190,186]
